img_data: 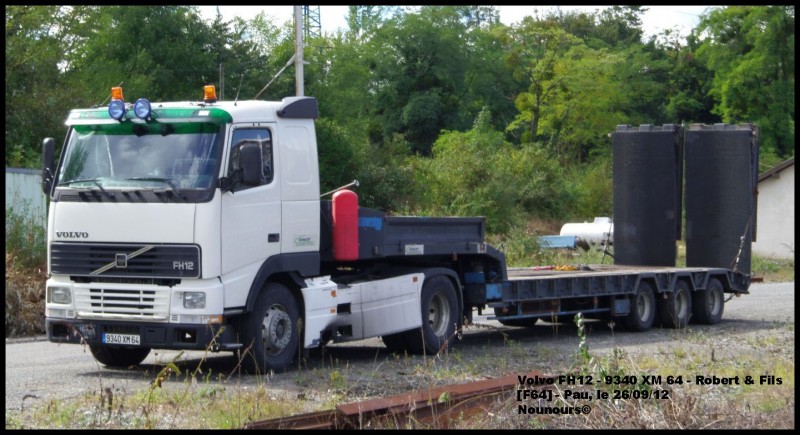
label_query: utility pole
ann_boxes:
[219,63,224,100]
[294,5,304,97]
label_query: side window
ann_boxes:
[228,128,273,188]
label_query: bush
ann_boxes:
[5,198,48,337]
[5,198,47,270]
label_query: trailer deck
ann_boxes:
[489,264,749,324]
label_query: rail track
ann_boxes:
[244,371,554,429]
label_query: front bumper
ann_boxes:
[46,318,241,352]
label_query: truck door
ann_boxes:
[220,125,281,292]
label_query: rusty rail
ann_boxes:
[244,371,554,429]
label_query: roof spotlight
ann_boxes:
[133,98,152,120]
[108,99,126,121]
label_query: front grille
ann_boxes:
[51,242,200,279]
[74,287,170,320]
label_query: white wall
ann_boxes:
[5,168,47,230]
[753,164,795,260]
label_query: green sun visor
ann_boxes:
[66,106,233,127]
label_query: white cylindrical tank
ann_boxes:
[559,217,614,245]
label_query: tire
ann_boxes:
[692,277,725,325]
[659,279,693,329]
[623,281,656,332]
[403,275,459,355]
[90,345,151,368]
[241,283,300,374]
[381,332,408,354]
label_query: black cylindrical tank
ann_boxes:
[684,124,758,275]
[612,124,682,266]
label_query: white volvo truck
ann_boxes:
[43,86,751,373]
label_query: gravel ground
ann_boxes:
[5,282,795,428]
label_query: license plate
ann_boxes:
[103,333,141,345]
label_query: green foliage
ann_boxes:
[5,6,97,167]
[414,108,571,233]
[5,199,47,270]
[696,6,795,158]
[4,5,793,228]
[352,133,416,212]
[314,118,359,195]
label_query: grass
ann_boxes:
[7,307,794,430]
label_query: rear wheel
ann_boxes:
[90,345,151,368]
[659,280,693,329]
[692,277,725,325]
[403,276,459,355]
[623,281,656,332]
[241,283,300,374]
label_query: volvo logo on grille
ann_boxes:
[91,246,154,275]
[115,253,128,268]
[56,231,89,239]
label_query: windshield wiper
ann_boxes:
[124,177,185,200]
[57,178,115,199]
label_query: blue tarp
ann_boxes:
[538,235,577,249]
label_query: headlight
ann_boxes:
[183,292,206,309]
[47,287,72,304]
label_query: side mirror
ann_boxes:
[239,143,263,186]
[42,138,55,195]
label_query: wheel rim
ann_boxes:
[637,292,652,321]
[675,289,689,319]
[428,292,451,337]
[262,304,292,356]
[708,288,722,315]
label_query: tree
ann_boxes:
[505,19,582,142]
[696,6,795,157]
[5,6,103,167]
[345,5,399,39]
[369,7,470,154]
[659,31,721,124]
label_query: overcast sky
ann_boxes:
[197,5,717,41]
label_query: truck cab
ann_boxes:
[43,87,487,373]
[44,88,325,369]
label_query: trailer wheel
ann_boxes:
[623,281,656,332]
[241,283,300,373]
[692,277,725,325]
[659,279,693,329]
[89,345,151,368]
[403,275,459,355]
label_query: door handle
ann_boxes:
[268,233,280,243]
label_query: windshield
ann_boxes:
[57,122,222,193]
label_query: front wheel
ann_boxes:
[241,283,301,374]
[403,275,459,355]
[623,281,656,332]
[90,345,151,368]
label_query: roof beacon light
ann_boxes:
[133,98,152,120]
[108,86,126,121]
[203,85,217,104]
[111,87,124,101]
